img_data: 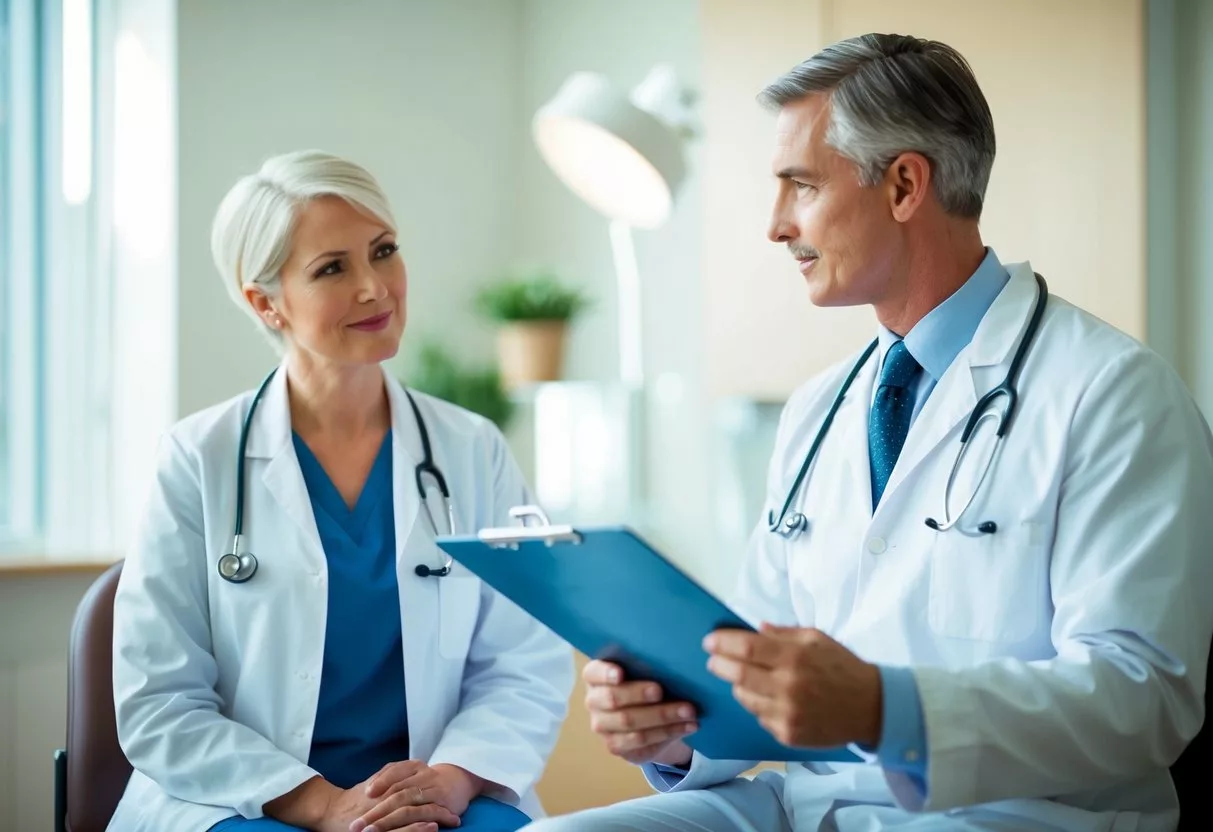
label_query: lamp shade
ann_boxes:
[533,71,686,229]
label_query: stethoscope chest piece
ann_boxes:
[217,550,257,583]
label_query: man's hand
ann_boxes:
[583,659,699,766]
[704,624,883,749]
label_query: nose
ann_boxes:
[768,189,797,243]
[354,259,388,302]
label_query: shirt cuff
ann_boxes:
[872,664,928,789]
[648,762,689,788]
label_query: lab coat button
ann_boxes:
[867,537,887,554]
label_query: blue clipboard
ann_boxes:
[436,506,859,764]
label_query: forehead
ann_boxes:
[773,93,833,167]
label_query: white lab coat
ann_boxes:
[109,368,573,832]
[646,262,1213,831]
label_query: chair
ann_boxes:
[1171,639,1212,831]
[53,560,131,832]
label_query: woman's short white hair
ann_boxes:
[210,149,398,346]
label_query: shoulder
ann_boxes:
[157,388,260,478]
[1037,296,1189,405]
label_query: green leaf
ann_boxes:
[406,341,515,431]
[474,268,589,322]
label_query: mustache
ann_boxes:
[788,243,820,260]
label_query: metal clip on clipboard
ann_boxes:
[476,505,584,549]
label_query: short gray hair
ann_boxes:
[759,34,995,218]
[210,149,398,346]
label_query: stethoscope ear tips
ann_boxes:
[977,521,998,534]
[924,517,941,530]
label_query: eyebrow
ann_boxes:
[304,230,394,270]
[776,166,822,183]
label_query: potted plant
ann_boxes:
[406,341,515,431]
[474,269,588,391]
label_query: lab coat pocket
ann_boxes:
[438,577,481,658]
[927,521,1048,643]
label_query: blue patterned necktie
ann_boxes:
[869,340,921,508]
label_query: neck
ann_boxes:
[284,354,389,439]
[875,221,986,337]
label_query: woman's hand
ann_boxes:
[320,769,462,832]
[354,761,484,829]
[354,761,482,819]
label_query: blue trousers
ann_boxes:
[208,796,530,832]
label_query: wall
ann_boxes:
[175,0,525,416]
[1150,0,1213,415]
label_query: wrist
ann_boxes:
[263,775,337,830]
[857,662,884,748]
[431,764,483,800]
[653,740,693,768]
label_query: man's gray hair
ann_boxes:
[759,33,995,219]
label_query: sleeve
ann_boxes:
[113,433,317,819]
[428,425,575,805]
[868,665,928,794]
[905,350,1213,812]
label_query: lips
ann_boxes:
[349,311,391,331]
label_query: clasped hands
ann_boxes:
[583,623,884,766]
[325,761,482,832]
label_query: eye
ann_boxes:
[374,242,399,259]
[315,259,343,278]
[794,180,816,193]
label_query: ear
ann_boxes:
[243,285,283,330]
[883,151,932,223]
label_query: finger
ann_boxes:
[702,629,783,668]
[605,721,699,757]
[731,679,778,718]
[706,654,781,696]
[362,803,461,832]
[590,701,697,735]
[583,660,625,686]
[366,760,425,797]
[584,680,663,712]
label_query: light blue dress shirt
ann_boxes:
[870,248,1009,789]
[655,249,1009,793]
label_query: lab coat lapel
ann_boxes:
[384,374,440,749]
[244,365,326,565]
[878,263,1040,508]
[837,348,879,513]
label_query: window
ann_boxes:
[0,0,44,549]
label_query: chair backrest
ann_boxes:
[64,560,131,832]
[1170,638,1212,831]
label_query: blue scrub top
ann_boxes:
[295,430,409,787]
[208,430,528,832]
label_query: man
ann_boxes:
[523,32,1213,832]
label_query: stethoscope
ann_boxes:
[768,273,1048,541]
[217,368,458,583]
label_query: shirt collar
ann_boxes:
[877,247,1010,382]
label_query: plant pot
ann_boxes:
[497,320,568,390]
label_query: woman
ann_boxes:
[109,150,573,832]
